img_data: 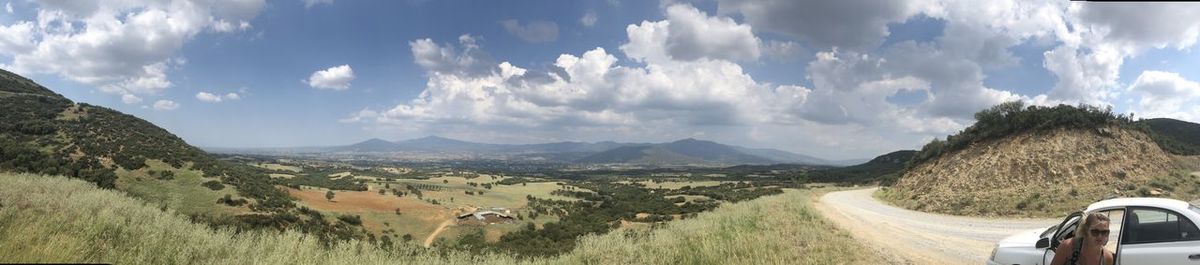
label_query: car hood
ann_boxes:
[998,227,1049,248]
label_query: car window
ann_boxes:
[1123,207,1200,244]
[1098,209,1124,253]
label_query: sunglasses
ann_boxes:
[1090,229,1111,237]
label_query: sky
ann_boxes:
[2,0,1200,160]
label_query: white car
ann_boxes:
[988,197,1200,265]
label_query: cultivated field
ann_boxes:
[287,175,582,243]
[253,163,302,172]
[620,180,735,190]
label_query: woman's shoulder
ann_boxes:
[1103,249,1115,265]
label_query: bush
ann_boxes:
[337,214,363,226]
[201,180,225,191]
[909,102,1139,168]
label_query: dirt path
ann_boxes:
[423,219,454,247]
[815,187,1058,264]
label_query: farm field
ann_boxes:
[253,163,302,172]
[625,180,736,190]
[287,175,583,243]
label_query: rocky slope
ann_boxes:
[885,126,1184,216]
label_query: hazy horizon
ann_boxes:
[4,0,1200,160]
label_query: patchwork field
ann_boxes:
[253,163,302,172]
[631,180,735,190]
[287,175,585,244]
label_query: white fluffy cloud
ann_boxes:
[1127,71,1200,122]
[622,4,762,62]
[121,94,143,104]
[306,65,355,90]
[0,0,264,98]
[153,99,179,111]
[500,19,559,43]
[196,91,241,103]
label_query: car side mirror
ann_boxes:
[1036,237,1050,249]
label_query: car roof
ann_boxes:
[1086,197,1193,212]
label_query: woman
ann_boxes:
[1050,212,1115,265]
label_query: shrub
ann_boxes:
[337,215,363,226]
[201,180,225,190]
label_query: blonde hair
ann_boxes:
[1074,212,1111,244]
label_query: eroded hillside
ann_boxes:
[883,102,1200,217]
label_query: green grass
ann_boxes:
[0,173,882,264]
[115,160,242,216]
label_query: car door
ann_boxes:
[1043,209,1125,265]
[1043,211,1083,265]
[1118,207,1200,265]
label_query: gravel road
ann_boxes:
[815,187,1059,264]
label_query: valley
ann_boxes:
[2,1,1200,264]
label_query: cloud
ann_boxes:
[306,65,355,90]
[717,0,918,51]
[622,4,775,63]
[0,0,265,99]
[410,35,495,77]
[1126,71,1200,122]
[346,2,1029,157]
[303,0,334,8]
[196,91,241,103]
[1075,3,1200,51]
[121,94,143,104]
[0,21,34,55]
[581,10,597,27]
[500,19,559,43]
[153,99,179,111]
[5,2,11,13]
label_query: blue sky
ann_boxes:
[3,0,1200,159]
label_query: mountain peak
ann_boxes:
[361,138,392,144]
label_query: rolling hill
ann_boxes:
[883,102,1200,217]
[0,68,292,213]
[330,136,834,166]
[1140,118,1200,155]
[577,138,778,165]
[806,150,916,184]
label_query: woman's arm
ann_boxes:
[1049,239,1073,265]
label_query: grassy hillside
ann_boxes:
[807,150,915,184]
[1140,118,1200,155]
[0,172,882,264]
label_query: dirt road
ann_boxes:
[423,219,454,247]
[815,188,1058,264]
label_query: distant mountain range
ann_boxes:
[313,136,855,166]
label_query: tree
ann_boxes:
[326,190,335,201]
